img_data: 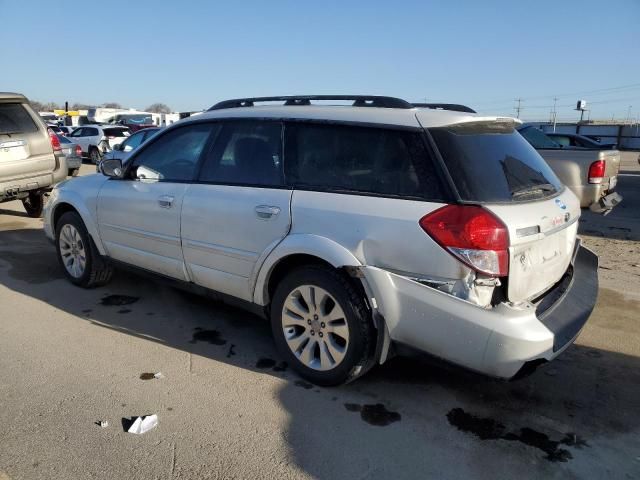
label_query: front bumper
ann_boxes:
[363,244,598,379]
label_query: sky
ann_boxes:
[2,0,639,121]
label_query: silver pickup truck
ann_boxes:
[0,92,67,217]
[518,126,622,213]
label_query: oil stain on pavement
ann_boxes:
[189,327,227,345]
[255,358,289,372]
[446,407,588,462]
[344,403,401,426]
[139,373,156,380]
[100,295,139,307]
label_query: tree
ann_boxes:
[102,102,122,109]
[145,103,172,114]
[71,103,93,110]
[30,101,60,112]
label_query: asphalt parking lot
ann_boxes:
[1,154,639,480]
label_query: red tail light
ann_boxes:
[588,160,606,184]
[75,144,82,156]
[419,205,509,277]
[48,129,61,152]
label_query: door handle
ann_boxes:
[158,195,174,209]
[255,205,281,219]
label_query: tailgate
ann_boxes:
[487,189,581,303]
[600,150,620,178]
[0,102,56,180]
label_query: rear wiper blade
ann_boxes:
[511,183,556,198]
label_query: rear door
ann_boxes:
[68,127,91,153]
[428,119,580,302]
[0,102,55,181]
[181,120,292,301]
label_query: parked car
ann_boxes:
[100,127,161,168]
[67,125,130,164]
[105,113,156,133]
[57,135,83,176]
[1,93,67,217]
[47,124,64,135]
[39,112,60,125]
[58,126,76,136]
[546,132,617,149]
[518,126,622,212]
[44,95,599,386]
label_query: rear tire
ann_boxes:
[22,192,44,218]
[270,265,374,386]
[55,211,113,288]
[89,148,101,165]
[69,168,80,177]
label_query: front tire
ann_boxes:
[55,211,113,288]
[68,168,80,177]
[271,265,374,386]
[22,192,44,218]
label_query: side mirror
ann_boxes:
[101,158,124,178]
[112,143,122,151]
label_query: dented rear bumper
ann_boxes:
[362,244,598,379]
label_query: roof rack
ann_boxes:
[209,95,414,111]
[412,103,477,114]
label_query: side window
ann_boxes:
[122,132,144,152]
[284,123,444,199]
[85,127,99,137]
[129,124,215,182]
[198,121,283,186]
[554,136,571,147]
[69,127,84,137]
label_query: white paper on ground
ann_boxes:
[127,415,158,434]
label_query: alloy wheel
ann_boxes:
[281,285,350,371]
[58,224,86,278]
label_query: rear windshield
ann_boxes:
[518,126,562,149]
[103,128,129,137]
[430,121,563,203]
[0,103,39,135]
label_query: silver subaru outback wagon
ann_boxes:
[43,95,598,386]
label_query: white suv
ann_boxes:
[66,125,130,164]
[43,95,599,385]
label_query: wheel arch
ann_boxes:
[51,197,106,255]
[252,234,362,307]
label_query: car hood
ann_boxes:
[57,172,109,192]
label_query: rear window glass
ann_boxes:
[285,123,446,200]
[0,103,39,135]
[103,128,129,137]
[430,121,563,203]
[518,126,561,149]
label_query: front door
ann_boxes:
[97,123,215,280]
[181,120,292,301]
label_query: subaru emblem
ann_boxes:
[555,198,567,210]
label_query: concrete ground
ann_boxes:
[1,154,639,480]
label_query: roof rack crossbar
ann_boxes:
[209,95,413,111]
[412,103,477,114]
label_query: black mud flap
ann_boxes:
[537,245,599,352]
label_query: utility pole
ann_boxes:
[551,97,558,132]
[626,105,632,124]
[514,98,523,119]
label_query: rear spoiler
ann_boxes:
[412,103,477,114]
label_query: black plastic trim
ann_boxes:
[210,95,413,111]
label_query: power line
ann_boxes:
[469,82,640,106]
